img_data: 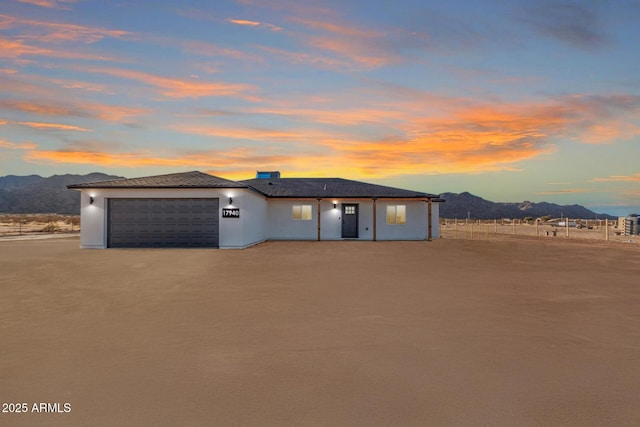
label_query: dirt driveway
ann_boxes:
[1,238,639,426]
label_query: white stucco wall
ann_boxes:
[74,187,267,249]
[266,199,318,240]
[431,202,440,239]
[375,200,428,240]
[232,190,268,248]
[74,188,441,248]
[266,199,439,241]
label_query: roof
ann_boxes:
[242,177,440,199]
[67,171,443,200]
[67,171,247,189]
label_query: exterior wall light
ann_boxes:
[333,202,337,209]
[229,197,233,205]
[89,196,94,205]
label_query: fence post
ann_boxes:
[605,218,609,241]
[566,218,570,237]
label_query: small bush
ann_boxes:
[40,223,60,233]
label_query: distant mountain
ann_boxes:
[440,192,616,220]
[0,173,619,219]
[0,173,123,214]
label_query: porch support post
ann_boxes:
[372,198,377,241]
[427,198,433,241]
[317,198,322,241]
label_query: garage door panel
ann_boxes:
[107,198,219,248]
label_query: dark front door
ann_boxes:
[341,203,359,238]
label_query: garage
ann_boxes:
[107,198,219,248]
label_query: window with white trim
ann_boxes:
[386,205,406,224]
[292,205,312,220]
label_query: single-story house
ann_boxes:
[67,171,443,248]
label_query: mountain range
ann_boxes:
[439,192,615,220]
[0,173,122,214]
[0,173,617,219]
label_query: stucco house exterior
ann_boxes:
[67,171,443,248]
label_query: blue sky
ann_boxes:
[1,0,639,215]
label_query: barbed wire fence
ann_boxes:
[0,214,80,237]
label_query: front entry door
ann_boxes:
[341,204,359,238]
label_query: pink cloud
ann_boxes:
[18,121,91,132]
[183,40,264,63]
[1,14,131,44]
[0,36,119,61]
[87,67,255,99]
[0,99,148,122]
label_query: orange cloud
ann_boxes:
[14,82,638,181]
[557,93,640,144]
[88,67,255,99]
[18,121,91,132]
[0,100,148,121]
[168,98,575,177]
[227,18,283,31]
[24,148,328,177]
[171,123,328,141]
[0,139,37,150]
[17,0,77,9]
[592,174,640,183]
[285,16,399,69]
[227,19,261,26]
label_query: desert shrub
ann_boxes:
[40,223,60,233]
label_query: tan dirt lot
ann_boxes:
[1,237,639,426]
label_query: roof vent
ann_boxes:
[256,171,280,179]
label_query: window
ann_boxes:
[344,206,356,215]
[386,205,406,225]
[292,205,312,220]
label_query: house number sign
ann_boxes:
[222,208,240,218]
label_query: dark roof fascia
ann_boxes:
[68,184,249,189]
[261,195,437,200]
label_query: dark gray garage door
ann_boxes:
[107,198,219,248]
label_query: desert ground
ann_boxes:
[1,237,639,426]
[0,214,79,237]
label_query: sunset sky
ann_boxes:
[1,0,639,215]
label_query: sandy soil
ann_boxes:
[1,238,639,426]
